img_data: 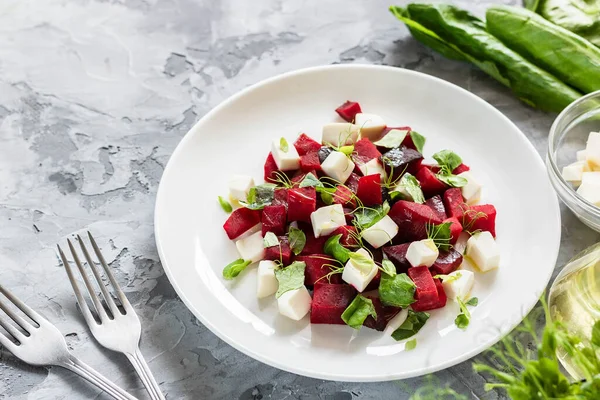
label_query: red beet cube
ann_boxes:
[294,133,322,156]
[264,153,280,183]
[382,243,411,273]
[412,279,447,311]
[290,170,311,187]
[332,185,356,207]
[287,187,316,223]
[273,188,288,208]
[353,138,382,165]
[264,236,292,265]
[331,225,359,248]
[345,172,361,193]
[389,201,443,243]
[298,223,329,255]
[430,249,463,276]
[356,174,382,206]
[416,167,448,198]
[426,195,447,220]
[300,152,322,172]
[363,296,401,331]
[223,208,261,240]
[311,283,357,324]
[453,163,470,174]
[443,188,467,219]
[379,126,413,148]
[444,217,463,244]
[365,268,382,291]
[297,254,341,287]
[408,266,439,308]
[335,101,362,122]
[464,204,497,237]
[261,205,287,236]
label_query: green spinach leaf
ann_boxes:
[341,295,377,330]
[379,273,417,308]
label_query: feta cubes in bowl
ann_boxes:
[547,90,600,231]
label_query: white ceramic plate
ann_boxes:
[154,64,560,381]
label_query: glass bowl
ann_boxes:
[547,90,600,232]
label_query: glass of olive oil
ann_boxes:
[548,243,600,379]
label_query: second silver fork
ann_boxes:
[58,232,165,400]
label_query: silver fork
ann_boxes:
[0,284,137,400]
[58,232,165,400]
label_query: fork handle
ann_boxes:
[62,355,138,400]
[126,348,165,400]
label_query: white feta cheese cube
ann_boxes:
[321,151,355,183]
[228,175,255,201]
[406,239,439,268]
[342,248,378,292]
[322,123,359,147]
[466,231,500,272]
[354,113,386,141]
[577,171,600,205]
[358,158,387,180]
[361,215,398,248]
[586,132,600,169]
[310,204,346,238]
[234,223,262,241]
[454,232,470,255]
[441,270,475,300]
[384,308,409,336]
[271,138,300,171]
[577,150,587,161]
[257,260,279,299]
[458,171,482,205]
[277,286,312,320]
[235,231,265,263]
[562,161,585,185]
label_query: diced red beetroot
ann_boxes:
[423,164,441,173]
[287,187,316,223]
[311,284,357,324]
[416,167,447,198]
[345,172,361,193]
[464,204,497,237]
[408,266,439,309]
[261,205,287,236]
[332,185,356,208]
[299,223,329,255]
[443,188,467,219]
[379,126,413,148]
[389,201,443,243]
[444,217,463,244]
[453,163,470,174]
[296,254,342,287]
[343,207,354,224]
[353,138,382,165]
[407,159,424,175]
[294,133,322,156]
[365,269,382,292]
[430,250,463,276]
[382,244,411,273]
[290,170,311,187]
[331,225,359,248]
[264,153,280,183]
[363,297,401,331]
[273,188,288,209]
[335,101,362,122]
[299,152,322,172]
[412,279,447,311]
[356,174,382,206]
[264,236,292,265]
[426,195,447,220]
[223,208,261,240]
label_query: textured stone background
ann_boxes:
[0,0,597,399]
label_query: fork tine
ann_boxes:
[0,309,27,343]
[0,328,17,353]
[87,232,131,310]
[57,244,103,326]
[0,285,40,332]
[76,235,120,317]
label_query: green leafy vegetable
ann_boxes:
[524,0,540,11]
[409,131,426,153]
[299,173,322,188]
[218,196,233,213]
[426,222,453,252]
[274,261,305,298]
[394,172,425,203]
[373,128,409,148]
[392,310,430,340]
[280,137,289,153]
[347,251,376,275]
[341,295,377,330]
[317,186,336,205]
[434,272,462,283]
[288,227,306,255]
[241,184,276,210]
[487,6,600,94]
[324,234,351,263]
[436,174,468,188]
[433,150,463,172]
[405,338,417,350]
[466,297,479,307]
[455,296,477,330]
[354,203,390,230]
[339,145,354,156]
[379,273,417,308]
[223,259,252,280]
[536,0,600,47]
[381,259,397,277]
[263,232,279,248]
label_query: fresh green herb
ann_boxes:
[280,137,289,153]
[353,202,390,230]
[223,259,252,280]
[299,173,322,188]
[271,171,294,189]
[379,273,416,308]
[395,173,425,203]
[288,226,306,255]
[341,295,377,330]
[426,222,453,251]
[263,232,279,248]
[455,296,477,330]
[373,128,409,148]
[405,338,417,350]
[392,310,430,340]
[317,186,336,205]
[240,184,276,210]
[347,251,376,274]
[433,150,463,173]
[218,196,233,213]
[409,131,426,153]
[339,145,354,156]
[433,272,462,283]
[466,297,479,307]
[436,174,468,188]
[324,234,351,263]
[274,261,305,298]
[381,259,397,277]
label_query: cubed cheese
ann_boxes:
[384,308,409,336]
[586,132,600,169]
[441,270,475,300]
[235,231,265,263]
[354,113,386,141]
[577,171,600,205]
[458,171,481,205]
[228,175,255,201]
[577,150,587,162]
[271,138,300,171]
[278,286,312,320]
[310,204,346,238]
[406,239,439,268]
[361,215,398,248]
[257,260,279,299]
[454,232,470,255]
[322,123,359,147]
[358,158,387,180]
[342,248,378,292]
[466,231,500,271]
[321,151,355,183]
[562,161,585,185]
